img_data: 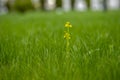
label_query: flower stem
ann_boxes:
[66,28,70,58]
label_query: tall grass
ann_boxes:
[0,11,120,80]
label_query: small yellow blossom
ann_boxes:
[65,22,72,28]
[64,32,71,40]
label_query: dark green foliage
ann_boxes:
[41,0,45,10]
[71,0,75,9]
[56,0,62,7]
[14,0,34,12]
[5,1,14,11]
[86,0,90,9]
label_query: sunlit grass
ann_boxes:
[0,11,120,80]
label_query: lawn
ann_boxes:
[0,11,120,80]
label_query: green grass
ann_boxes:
[0,11,120,80]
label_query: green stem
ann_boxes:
[68,27,69,33]
[66,27,70,58]
[66,39,69,58]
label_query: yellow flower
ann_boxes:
[64,32,71,40]
[65,22,72,28]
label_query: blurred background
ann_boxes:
[0,0,120,14]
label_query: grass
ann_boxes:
[0,11,120,80]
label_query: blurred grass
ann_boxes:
[0,11,120,80]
